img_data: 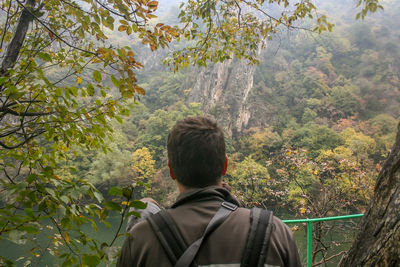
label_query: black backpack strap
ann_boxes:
[175,201,237,267]
[241,207,274,267]
[147,209,189,265]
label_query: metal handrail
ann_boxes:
[283,214,364,267]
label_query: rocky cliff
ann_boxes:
[188,58,258,136]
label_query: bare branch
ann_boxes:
[313,251,346,267]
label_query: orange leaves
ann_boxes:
[147,1,158,9]
[131,0,159,21]
[135,86,145,95]
[162,25,179,38]
[118,24,132,35]
[141,24,180,51]
[93,46,145,97]
[118,25,128,32]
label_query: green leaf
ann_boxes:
[0,77,8,85]
[108,187,122,196]
[94,191,104,202]
[122,187,132,199]
[129,200,147,209]
[127,210,141,218]
[104,16,115,30]
[26,174,37,184]
[60,195,69,204]
[111,75,120,88]
[45,188,56,197]
[87,84,95,96]
[37,52,52,62]
[93,70,102,83]
[104,201,122,212]
[82,254,100,267]
[24,208,35,219]
[115,116,123,123]
[70,86,78,97]
[21,225,39,234]
[43,166,54,176]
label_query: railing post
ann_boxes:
[307,221,312,267]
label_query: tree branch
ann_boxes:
[14,0,97,57]
[0,0,15,50]
[0,106,54,117]
[0,129,45,149]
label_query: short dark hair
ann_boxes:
[167,116,226,188]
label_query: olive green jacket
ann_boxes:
[117,186,301,267]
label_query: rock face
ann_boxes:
[340,122,400,267]
[188,58,257,136]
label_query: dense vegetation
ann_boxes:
[49,2,399,264]
[0,0,398,266]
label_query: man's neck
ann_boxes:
[177,180,223,193]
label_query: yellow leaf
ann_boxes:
[76,76,82,85]
[165,33,171,42]
[300,207,306,214]
[126,26,132,35]
[63,232,70,244]
[314,170,318,175]
[92,58,102,63]
[167,27,179,37]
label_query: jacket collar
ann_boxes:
[171,185,241,208]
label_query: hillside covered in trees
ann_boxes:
[0,0,399,266]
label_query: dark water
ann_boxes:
[0,216,126,266]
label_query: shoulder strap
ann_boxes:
[147,202,237,267]
[174,201,237,267]
[241,208,273,267]
[147,209,189,265]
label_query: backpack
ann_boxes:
[147,201,274,267]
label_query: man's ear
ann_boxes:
[168,160,176,180]
[222,155,228,176]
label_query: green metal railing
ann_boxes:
[283,214,364,267]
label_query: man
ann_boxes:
[118,116,301,267]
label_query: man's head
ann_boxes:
[167,116,227,188]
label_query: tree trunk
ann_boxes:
[0,0,35,74]
[340,122,400,266]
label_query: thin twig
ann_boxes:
[0,0,14,50]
